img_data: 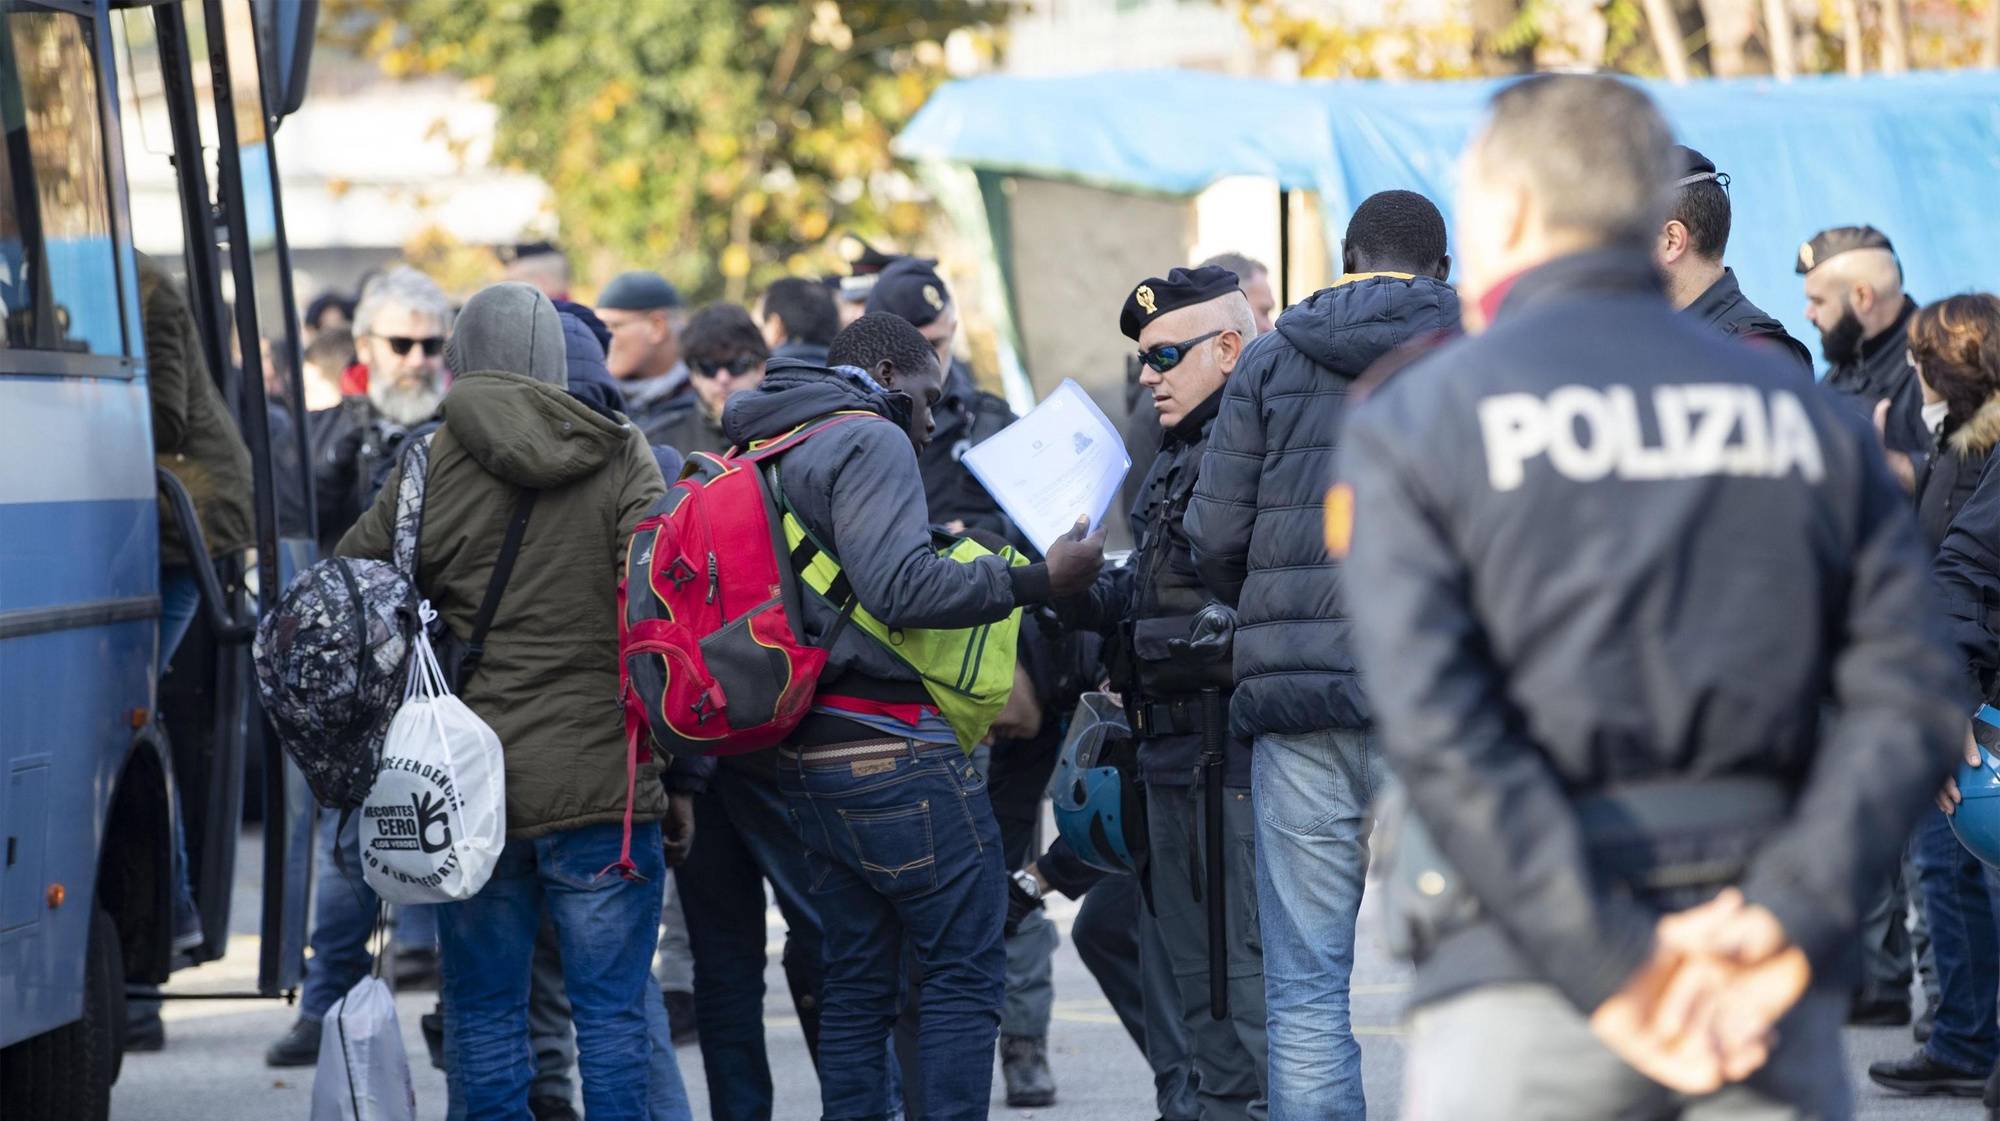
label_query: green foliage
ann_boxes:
[326,0,995,301]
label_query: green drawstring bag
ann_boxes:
[780,509,1025,752]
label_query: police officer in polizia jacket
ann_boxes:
[1051,265,1268,1120]
[1653,145,1813,379]
[1339,75,1961,1118]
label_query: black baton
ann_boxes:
[1201,685,1227,1021]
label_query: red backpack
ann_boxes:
[618,412,878,757]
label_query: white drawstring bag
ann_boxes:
[310,974,416,1121]
[359,604,506,904]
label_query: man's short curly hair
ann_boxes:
[828,312,939,380]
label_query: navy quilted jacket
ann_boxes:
[1185,272,1459,738]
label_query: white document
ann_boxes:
[963,379,1130,554]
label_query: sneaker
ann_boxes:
[265,1017,322,1068]
[1000,1033,1057,1108]
[663,989,699,1047]
[1850,995,1912,1027]
[529,1096,580,1121]
[1868,1050,1986,1097]
[420,1008,445,1070]
[124,1008,165,1053]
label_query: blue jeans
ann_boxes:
[437,820,683,1121]
[1912,807,2000,1071]
[677,761,826,1121]
[780,743,1006,1121]
[1253,728,1386,1121]
[300,809,437,1019]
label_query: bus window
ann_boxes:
[1,9,122,356]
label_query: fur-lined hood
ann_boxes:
[1949,395,2000,458]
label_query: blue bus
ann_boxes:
[1,1,317,1116]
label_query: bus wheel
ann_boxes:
[0,906,125,1121]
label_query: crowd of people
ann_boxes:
[139,71,2000,1121]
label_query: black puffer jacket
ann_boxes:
[1917,397,1996,553]
[1186,273,1460,739]
[919,360,1016,541]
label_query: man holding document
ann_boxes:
[1044,265,1270,1120]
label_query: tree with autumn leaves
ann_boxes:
[325,0,994,302]
[1236,0,2000,81]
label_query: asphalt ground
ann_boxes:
[111,830,1983,1120]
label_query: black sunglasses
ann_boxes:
[374,334,444,358]
[1137,330,1221,374]
[692,355,761,379]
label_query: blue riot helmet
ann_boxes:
[1049,692,1147,874]
[1952,705,2000,868]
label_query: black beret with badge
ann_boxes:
[1119,265,1242,341]
[1796,225,1896,275]
[865,257,952,327]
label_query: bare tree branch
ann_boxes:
[1642,0,1690,82]
[1760,0,1796,79]
[1837,0,1864,75]
[1878,0,1909,73]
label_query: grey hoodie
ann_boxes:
[447,282,568,388]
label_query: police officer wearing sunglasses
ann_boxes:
[1050,264,1270,1120]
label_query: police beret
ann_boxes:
[1120,265,1241,341]
[865,257,951,327]
[1796,225,1896,275]
[1672,145,1728,189]
[597,270,684,311]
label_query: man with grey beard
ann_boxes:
[310,265,453,554]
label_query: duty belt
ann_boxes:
[1129,696,1203,739]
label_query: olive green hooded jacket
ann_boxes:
[140,256,253,566]
[339,283,667,839]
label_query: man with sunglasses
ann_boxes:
[655,303,771,460]
[274,263,453,1067]
[1654,146,1810,379]
[1052,264,1269,1120]
[309,265,455,555]
[1186,190,1460,1121]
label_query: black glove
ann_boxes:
[1167,603,1238,661]
[1004,871,1044,938]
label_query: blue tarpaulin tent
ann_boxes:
[896,69,2000,365]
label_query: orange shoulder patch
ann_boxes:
[1324,483,1354,559]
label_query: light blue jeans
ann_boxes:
[437,820,689,1121]
[1252,728,1386,1121]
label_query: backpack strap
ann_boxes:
[457,488,539,685]
[738,411,882,463]
[391,434,436,577]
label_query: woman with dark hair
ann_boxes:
[1874,292,2000,1100]
[1911,294,2000,551]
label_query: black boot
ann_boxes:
[1868,1050,1986,1097]
[1001,1034,1057,1108]
[264,1017,322,1068]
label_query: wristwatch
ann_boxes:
[1010,868,1043,903]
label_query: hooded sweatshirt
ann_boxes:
[340,283,667,838]
[1186,272,1461,740]
[722,359,1050,745]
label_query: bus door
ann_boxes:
[109,0,315,993]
